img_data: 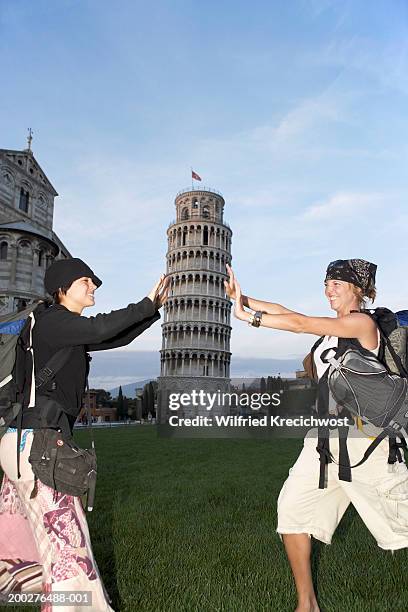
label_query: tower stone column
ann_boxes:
[158,188,232,421]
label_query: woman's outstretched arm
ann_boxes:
[233,279,377,345]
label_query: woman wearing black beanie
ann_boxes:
[0,257,168,610]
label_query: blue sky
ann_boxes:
[1,0,408,388]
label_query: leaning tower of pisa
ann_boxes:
[157,187,232,421]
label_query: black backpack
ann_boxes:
[0,302,73,477]
[312,308,408,488]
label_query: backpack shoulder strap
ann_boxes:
[32,304,75,391]
[35,346,74,390]
[311,335,325,354]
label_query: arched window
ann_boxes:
[19,188,30,213]
[0,242,8,260]
[181,207,189,220]
[202,206,210,219]
[38,250,44,266]
[203,227,209,245]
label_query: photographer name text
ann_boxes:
[168,415,351,428]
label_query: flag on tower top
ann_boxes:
[192,170,202,181]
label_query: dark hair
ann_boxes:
[44,284,72,306]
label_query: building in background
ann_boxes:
[79,390,118,424]
[158,187,232,420]
[0,134,70,314]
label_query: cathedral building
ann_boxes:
[158,187,232,420]
[0,135,70,313]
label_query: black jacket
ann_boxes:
[14,297,160,430]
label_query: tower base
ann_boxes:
[157,376,231,423]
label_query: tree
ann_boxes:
[123,396,129,421]
[148,381,155,415]
[127,398,138,420]
[117,386,125,421]
[142,383,150,418]
[141,381,156,418]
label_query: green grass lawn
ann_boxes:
[3,426,408,611]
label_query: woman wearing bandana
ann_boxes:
[225,260,408,612]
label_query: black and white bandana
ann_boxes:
[325,259,377,295]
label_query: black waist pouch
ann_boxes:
[29,428,97,510]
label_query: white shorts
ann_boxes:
[277,429,408,550]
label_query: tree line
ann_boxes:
[92,381,157,421]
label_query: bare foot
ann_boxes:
[295,599,320,612]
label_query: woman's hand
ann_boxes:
[233,279,250,322]
[148,274,170,309]
[225,266,250,322]
[224,264,237,300]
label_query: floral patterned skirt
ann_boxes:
[0,430,114,611]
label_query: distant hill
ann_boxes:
[88,351,302,392]
[109,379,154,398]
